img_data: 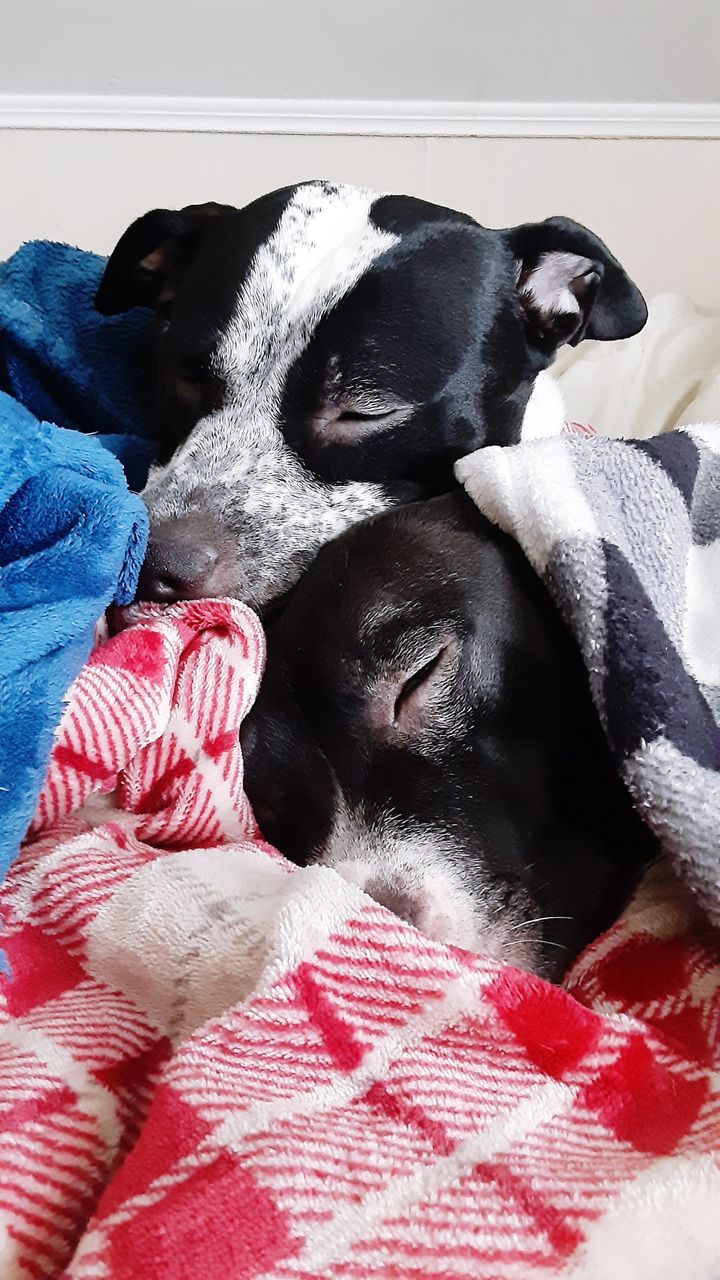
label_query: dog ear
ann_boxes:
[505,216,647,352]
[95,201,236,317]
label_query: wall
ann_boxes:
[1,0,718,103]
[0,0,717,305]
[0,131,717,306]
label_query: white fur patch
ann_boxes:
[320,800,537,967]
[218,183,397,403]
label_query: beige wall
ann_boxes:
[1,130,718,307]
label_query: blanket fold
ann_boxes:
[0,393,148,879]
[457,424,720,929]
[0,238,159,879]
[0,239,155,489]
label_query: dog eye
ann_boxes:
[336,407,397,423]
[174,374,203,406]
[393,646,449,726]
[312,400,412,446]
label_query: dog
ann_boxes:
[96,181,646,612]
[241,493,654,978]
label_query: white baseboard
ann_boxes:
[1,95,718,138]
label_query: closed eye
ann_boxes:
[313,400,412,445]
[393,646,448,724]
[337,407,399,422]
[174,371,204,406]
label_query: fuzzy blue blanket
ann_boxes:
[0,241,155,881]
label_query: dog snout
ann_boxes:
[136,517,221,603]
[365,877,420,927]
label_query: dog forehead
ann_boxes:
[214,183,402,382]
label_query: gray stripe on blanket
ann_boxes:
[544,538,610,728]
[691,447,720,545]
[456,423,720,926]
[625,737,720,928]
[570,437,690,655]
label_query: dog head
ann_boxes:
[97,181,646,610]
[241,493,651,977]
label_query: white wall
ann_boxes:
[2,0,718,103]
[0,1,717,307]
[0,131,718,307]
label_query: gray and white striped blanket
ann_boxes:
[457,423,720,926]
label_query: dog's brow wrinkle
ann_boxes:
[359,614,448,665]
[358,601,404,639]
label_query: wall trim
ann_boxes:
[1,95,718,138]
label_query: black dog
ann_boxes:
[96,182,646,611]
[242,494,654,978]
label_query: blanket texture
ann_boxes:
[0,240,155,490]
[0,399,147,883]
[457,424,720,930]
[1,595,718,1279]
[0,240,155,882]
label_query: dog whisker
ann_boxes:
[511,915,574,932]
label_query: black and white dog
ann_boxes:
[96,181,647,611]
[242,494,654,979]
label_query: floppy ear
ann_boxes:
[94,201,236,317]
[506,216,647,352]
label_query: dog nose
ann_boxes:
[136,519,220,602]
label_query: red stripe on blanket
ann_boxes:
[487,970,600,1077]
[53,745,115,784]
[105,1154,300,1280]
[0,1084,77,1132]
[473,1160,584,1259]
[134,756,195,812]
[294,962,368,1071]
[364,1080,455,1156]
[580,1034,708,1154]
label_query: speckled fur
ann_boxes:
[142,183,397,608]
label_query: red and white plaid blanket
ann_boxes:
[1,597,719,1279]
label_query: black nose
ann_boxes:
[136,518,220,603]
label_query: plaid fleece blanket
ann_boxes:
[1,593,718,1279]
[457,423,720,930]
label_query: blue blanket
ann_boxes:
[0,239,156,489]
[0,241,155,882]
